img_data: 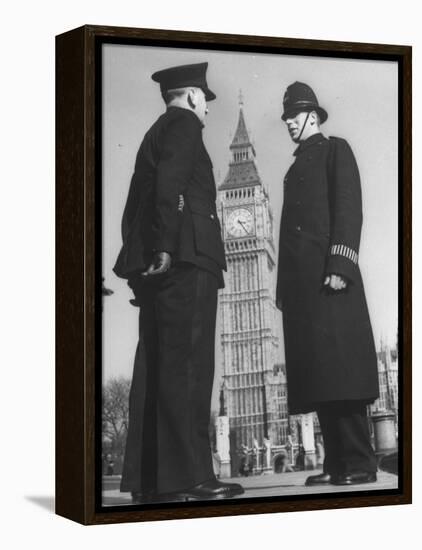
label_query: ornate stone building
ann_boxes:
[217,99,289,455]
[372,344,399,417]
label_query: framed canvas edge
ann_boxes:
[55,24,412,526]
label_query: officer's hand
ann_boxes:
[142,252,172,277]
[324,274,347,291]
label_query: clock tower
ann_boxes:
[217,97,288,458]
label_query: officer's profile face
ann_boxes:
[284,111,309,142]
[190,88,208,123]
[284,110,318,143]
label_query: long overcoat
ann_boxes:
[276,133,379,414]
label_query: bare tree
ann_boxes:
[102,377,131,452]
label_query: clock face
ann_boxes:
[226,208,254,238]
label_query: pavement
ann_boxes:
[102,469,398,506]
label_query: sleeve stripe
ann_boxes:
[330,244,359,265]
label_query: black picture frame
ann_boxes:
[56,24,411,525]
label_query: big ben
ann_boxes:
[217,96,288,457]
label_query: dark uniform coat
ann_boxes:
[113,105,226,495]
[113,105,226,285]
[276,133,379,414]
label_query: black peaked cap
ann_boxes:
[151,62,216,101]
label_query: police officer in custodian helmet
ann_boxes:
[276,82,379,486]
[113,62,244,502]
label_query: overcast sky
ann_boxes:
[102,44,398,409]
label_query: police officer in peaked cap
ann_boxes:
[276,81,380,487]
[114,62,244,502]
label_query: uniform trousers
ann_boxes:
[120,263,218,495]
[316,401,377,476]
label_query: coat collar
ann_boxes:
[293,132,326,156]
[166,105,205,129]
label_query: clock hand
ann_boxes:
[238,220,248,234]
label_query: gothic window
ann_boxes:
[247,302,251,330]
[251,260,256,290]
[252,342,257,369]
[237,262,241,291]
[232,261,236,291]
[232,263,236,292]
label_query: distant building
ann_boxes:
[217,97,288,460]
[268,364,290,445]
[369,343,399,431]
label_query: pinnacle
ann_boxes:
[231,108,252,148]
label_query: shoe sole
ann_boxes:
[184,493,244,501]
[151,488,245,503]
[304,481,333,487]
[333,477,377,486]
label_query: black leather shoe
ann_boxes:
[178,479,245,501]
[305,472,335,486]
[333,471,377,486]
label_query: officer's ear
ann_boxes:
[187,88,196,110]
[309,110,320,127]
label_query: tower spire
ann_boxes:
[231,100,252,148]
[219,94,261,190]
[238,88,244,108]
